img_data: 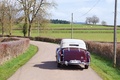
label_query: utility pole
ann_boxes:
[113,0,117,67]
[71,13,73,39]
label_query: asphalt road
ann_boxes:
[8,41,102,80]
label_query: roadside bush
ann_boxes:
[1,37,19,42]
[35,37,62,44]
[54,38,61,44]
[35,37,56,43]
[0,38,4,42]
[1,35,120,67]
[117,44,120,66]
[0,37,30,64]
[86,41,120,66]
[34,37,120,66]
[34,37,120,67]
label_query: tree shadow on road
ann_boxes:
[33,61,84,71]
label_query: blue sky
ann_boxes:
[50,0,120,25]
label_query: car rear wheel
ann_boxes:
[85,65,89,69]
[57,63,61,68]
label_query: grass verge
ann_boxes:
[91,53,120,80]
[0,44,38,80]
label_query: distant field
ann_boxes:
[49,23,109,28]
[33,24,120,42]
[7,24,120,42]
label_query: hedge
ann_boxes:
[35,37,120,67]
[85,41,120,66]
[1,35,120,67]
[0,37,30,65]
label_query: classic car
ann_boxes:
[56,39,90,69]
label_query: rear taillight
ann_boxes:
[81,56,84,59]
[59,51,64,61]
[60,54,63,56]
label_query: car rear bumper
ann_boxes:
[60,60,89,66]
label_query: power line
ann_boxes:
[80,0,101,18]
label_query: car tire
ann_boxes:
[57,63,61,68]
[85,65,89,69]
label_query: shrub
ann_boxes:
[0,37,30,65]
[117,44,120,66]
[1,35,120,67]
[35,37,56,43]
[86,41,120,67]
[34,37,120,67]
[54,38,61,44]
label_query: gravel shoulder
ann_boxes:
[8,41,103,80]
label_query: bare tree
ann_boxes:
[0,0,7,36]
[86,15,100,25]
[6,0,18,35]
[91,15,99,24]
[16,0,29,37]
[101,21,107,26]
[35,11,50,36]
[17,0,56,37]
[0,0,18,36]
[86,17,92,24]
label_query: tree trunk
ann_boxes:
[1,23,4,37]
[9,21,12,36]
[23,23,27,37]
[2,26,4,36]
[28,23,32,37]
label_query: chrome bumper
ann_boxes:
[60,60,89,66]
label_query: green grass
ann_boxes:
[0,45,38,80]
[91,53,120,80]
[29,30,120,42]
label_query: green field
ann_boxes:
[2,24,120,42]
[33,24,120,42]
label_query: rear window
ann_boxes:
[69,44,79,46]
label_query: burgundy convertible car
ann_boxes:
[56,39,90,69]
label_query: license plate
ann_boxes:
[70,60,81,63]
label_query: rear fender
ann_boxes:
[86,51,91,62]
